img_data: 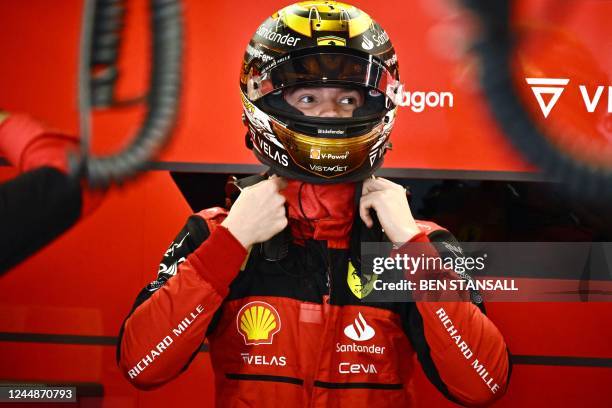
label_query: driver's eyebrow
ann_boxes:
[283,88,310,102]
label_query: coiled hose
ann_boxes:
[72,0,183,188]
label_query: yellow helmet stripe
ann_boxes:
[277,3,372,38]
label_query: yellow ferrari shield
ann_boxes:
[347,260,377,299]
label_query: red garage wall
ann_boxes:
[0,0,611,407]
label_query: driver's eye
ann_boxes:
[298,95,315,104]
[339,96,357,105]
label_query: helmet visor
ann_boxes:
[246,52,401,105]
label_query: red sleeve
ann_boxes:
[401,230,510,406]
[0,114,76,173]
[118,210,247,389]
[0,114,104,217]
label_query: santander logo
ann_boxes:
[361,36,374,51]
[344,312,375,341]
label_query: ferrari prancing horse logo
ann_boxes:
[347,260,377,299]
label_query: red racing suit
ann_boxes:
[117,181,510,407]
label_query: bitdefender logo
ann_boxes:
[525,78,569,118]
[318,128,344,135]
[526,78,612,118]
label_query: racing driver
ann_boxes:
[117,2,511,406]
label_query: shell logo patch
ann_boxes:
[310,147,321,159]
[237,301,281,345]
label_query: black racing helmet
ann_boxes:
[240,1,403,183]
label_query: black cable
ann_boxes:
[267,182,315,279]
[461,0,612,200]
[73,0,183,188]
[89,0,126,108]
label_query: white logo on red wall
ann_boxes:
[344,312,375,341]
[525,78,570,118]
[526,78,612,118]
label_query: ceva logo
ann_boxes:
[526,78,612,118]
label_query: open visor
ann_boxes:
[246,51,403,106]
